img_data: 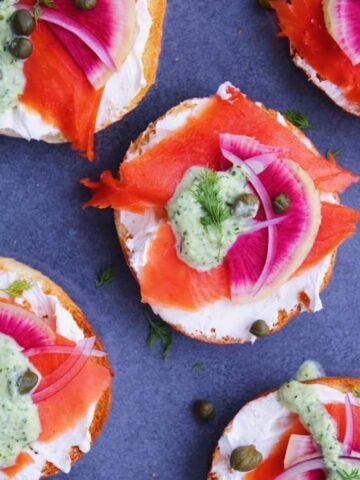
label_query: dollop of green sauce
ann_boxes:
[168,166,258,271]
[279,361,355,479]
[0,0,26,113]
[0,334,41,468]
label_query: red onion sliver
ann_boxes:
[275,455,360,480]
[17,4,116,70]
[221,147,277,296]
[344,394,355,455]
[244,216,287,235]
[32,337,95,403]
[25,344,106,358]
[245,154,276,175]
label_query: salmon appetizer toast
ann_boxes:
[270,0,360,116]
[82,82,359,344]
[0,258,113,478]
[0,0,166,160]
[209,361,360,480]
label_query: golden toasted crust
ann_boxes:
[114,98,338,344]
[0,0,167,143]
[208,376,360,480]
[0,257,113,478]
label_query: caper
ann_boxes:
[193,400,216,420]
[230,445,263,472]
[17,369,38,395]
[257,0,273,9]
[9,37,33,60]
[75,0,97,10]
[250,319,270,338]
[11,10,35,36]
[272,192,291,214]
[232,193,260,218]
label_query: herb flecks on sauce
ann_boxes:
[0,333,41,468]
[168,166,258,271]
[279,361,356,479]
[0,0,26,113]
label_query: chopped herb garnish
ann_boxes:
[192,362,205,372]
[282,110,315,130]
[1,280,32,298]
[96,265,116,287]
[146,312,172,360]
[326,148,342,161]
[33,0,55,21]
[337,468,360,480]
[192,170,230,231]
[354,386,360,398]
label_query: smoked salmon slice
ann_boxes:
[30,338,112,442]
[140,223,231,310]
[272,0,360,104]
[1,452,34,478]
[245,403,360,479]
[296,202,360,275]
[82,91,357,211]
[21,22,103,160]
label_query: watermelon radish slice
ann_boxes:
[221,135,321,304]
[284,435,320,470]
[19,0,137,89]
[0,302,55,349]
[219,134,285,171]
[323,0,360,66]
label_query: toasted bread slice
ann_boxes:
[113,98,337,344]
[0,257,113,478]
[208,376,360,479]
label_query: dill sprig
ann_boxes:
[326,148,342,161]
[192,170,230,231]
[96,265,116,287]
[337,468,360,480]
[1,280,32,298]
[282,110,315,130]
[354,386,360,398]
[33,0,55,21]
[192,362,205,372]
[146,312,172,360]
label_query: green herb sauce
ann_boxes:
[0,0,26,113]
[168,166,258,271]
[0,334,41,468]
[295,360,324,382]
[279,361,355,479]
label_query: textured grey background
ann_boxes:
[0,1,359,479]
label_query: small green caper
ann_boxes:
[232,193,260,218]
[272,192,291,214]
[250,319,270,338]
[230,445,263,472]
[257,0,273,9]
[9,37,33,60]
[17,369,38,395]
[11,10,36,36]
[75,0,97,10]
[193,400,216,420]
